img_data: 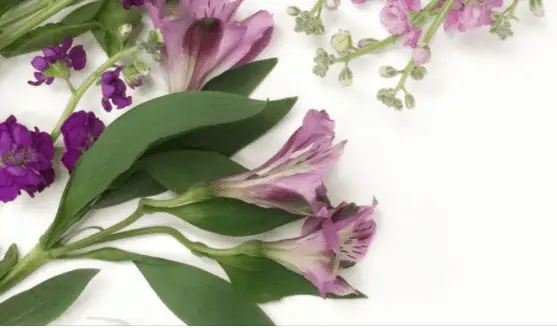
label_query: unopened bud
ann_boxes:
[529,0,544,17]
[339,67,353,87]
[119,24,133,41]
[380,66,398,78]
[412,46,431,66]
[287,6,301,16]
[404,93,416,109]
[331,30,353,55]
[325,0,340,10]
[410,66,427,80]
[357,38,377,48]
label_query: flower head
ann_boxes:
[412,46,430,65]
[0,116,54,203]
[380,0,422,48]
[61,111,105,172]
[443,0,503,32]
[145,0,274,92]
[121,0,144,9]
[212,110,345,215]
[263,202,377,297]
[101,67,132,112]
[28,37,86,86]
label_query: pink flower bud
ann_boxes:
[412,46,431,66]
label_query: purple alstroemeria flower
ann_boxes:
[61,111,105,172]
[0,116,55,203]
[121,0,144,9]
[101,67,132,112]
[28,37,87,86]
[262,202,377,297]
[211,109,345,215]
[145,0,274,92]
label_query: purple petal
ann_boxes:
[31,56,49,71]
[69,45,87,70]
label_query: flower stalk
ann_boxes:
[0,0,52,31]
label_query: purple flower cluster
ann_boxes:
[444,0,503,32]
[380,0,422,48]
[28,37,86,86]
[101,67,132,112]
[0,116,54,203]
[121,0,144,9]
[61,111,105,172]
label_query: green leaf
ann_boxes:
[142,149,245,193]
[202,58,278,96]
[66,247,169,265]
[136,259,274,325]
[0,0,23,18]
[92,0,143,57]
[42,91,268,248]
[217,255,367,303]
[94,170,166,209]
[61,0,105,25]
[0,269,99,325]
[0,22,97,58]
[155,198,301,237]
[0,244,18,281]
[147,96,297,157]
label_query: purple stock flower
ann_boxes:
[212,110,345,215]
[0,116,54,203]
[61,111,105,172]
[121,0,144,9]
[145,0,274,92]
[263,202,377,297]
[380,0,422,48]
[443,0,503,32]
[101,67,132,112]
[28,37,87,86]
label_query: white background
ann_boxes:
[1,0,557,325]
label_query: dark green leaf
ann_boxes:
[94,171,166,209]
[136,259,274,325]
[0,244,18,281]
[142,149,245,193]
[0,269,99,325]
[42,91,268,247]
[202,58,278,96]
[0,22,97,58]
[61,0,105,25]
[154,198,301,237]
[217,255,366,303]
[92,0,142,57]
[0,0,22,18]
[147,97,297,157]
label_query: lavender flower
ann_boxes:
[145,0,274,92]
[101,67,132,112]
[121,0,144,9]
[0,116,54,203]
[211,110,345,215]
[61,111,105,172]
[443,0,503,32]
[28,37,87,86]
[380,0,422,48]
[262,202,377,297]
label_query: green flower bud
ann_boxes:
[357,38,377,48]
[331,30,353,55]
[529,0,544,17]
[404,93,416,109]
[287,6,301,16]
[339,67,353,87]
[410,66,427,80]
[393,98,403,111]
[380,66,399,78]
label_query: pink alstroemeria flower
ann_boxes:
[380,0,422,48]
[212,110,345,215]
[145,0,274,92]
[262,202,377,297]
[443,0,503,32]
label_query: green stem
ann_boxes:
[141,184,212,209]
[0,0,79,51]
[309,0,324,16]
[422,0,442,12]
[0,245,51,296]
[64,78,76,94]
[395,61,414,93]
[61,226,263,259]
[504,0,520,17]
[0,0,51,31]
[50,45,140,141]
[50,206,144,256]
[422,0,455,44]
[336,35,401,63]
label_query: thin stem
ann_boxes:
[64,78,76,94]
[50,206,144,256]
[395,61,414,92]
[50,45,140,141]
[141,184,211,209]
[422,0,455,44]
[0,0,79,51]
[422,0,442,12]
[0,0,51,30]
[504,0,520,17]
[336,35,402,63]
[60,226,263,259]
[309,0,324,16]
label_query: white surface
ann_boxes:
[1,0,557,325]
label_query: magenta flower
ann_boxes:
[28,37,87,86]
[263,202,377,297]
[61,111,105,172]
[121,0,144,9]
[380,0,422,48]
[443,0,503,32]
[145,0,274,92]
[101,67,132,112]
[0,116,54,203]
[212,110,345,215]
